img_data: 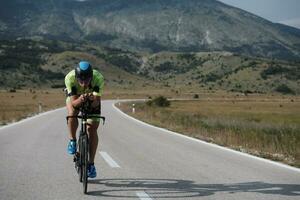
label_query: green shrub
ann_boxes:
[260,65,298,80]
[203,73,222,83]
[154,62,176,72]
[9,88,16,93]
[147,96,170,107]
[106,54,139,73]
[275,84,295,95]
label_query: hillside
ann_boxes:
[139,51,300,94]
[0,0,300,60]
[0,39,299,95]
[0,39,151,90]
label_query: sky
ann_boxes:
[218,0,300,29]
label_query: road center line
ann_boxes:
[136,192,152,200]
[99,151,120,168]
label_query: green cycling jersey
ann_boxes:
[65,69,104,100]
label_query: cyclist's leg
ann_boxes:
[87,121,100,164]
[66,99,79,140]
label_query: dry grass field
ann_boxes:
[0,86,182,125]
[0,89,65,125]
[118,94,300,167]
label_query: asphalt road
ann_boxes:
[0,100,299,200]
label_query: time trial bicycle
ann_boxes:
[66,99,105,194]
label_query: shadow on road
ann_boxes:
[88,178,300,198]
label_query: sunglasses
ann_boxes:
[78,77,92,85]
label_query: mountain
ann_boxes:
[1,0,300,60]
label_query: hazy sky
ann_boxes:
[218,0,300,28]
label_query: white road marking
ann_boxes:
[136,191,152,200]
[99,151,120,168]
[113,101,300,173]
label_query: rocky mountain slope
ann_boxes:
[1,0,300,60]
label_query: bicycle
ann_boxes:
[66,99,105,194]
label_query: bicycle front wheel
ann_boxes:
[82,134,89,194]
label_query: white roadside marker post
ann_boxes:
[38,102,42,113]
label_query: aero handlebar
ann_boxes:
[66,115,106,125]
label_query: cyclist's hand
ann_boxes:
[81,93,94,101]
[87,93,96,101]
[79,94,88,103]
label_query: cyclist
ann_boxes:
[65,61,104,178]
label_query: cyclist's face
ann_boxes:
[78,77,91,87]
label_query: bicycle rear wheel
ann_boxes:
[82,134,89,194]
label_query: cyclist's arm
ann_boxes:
[70,94,100,111]
[90,71,104,109]
[65,72,86,109]
[70,95,85,109]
